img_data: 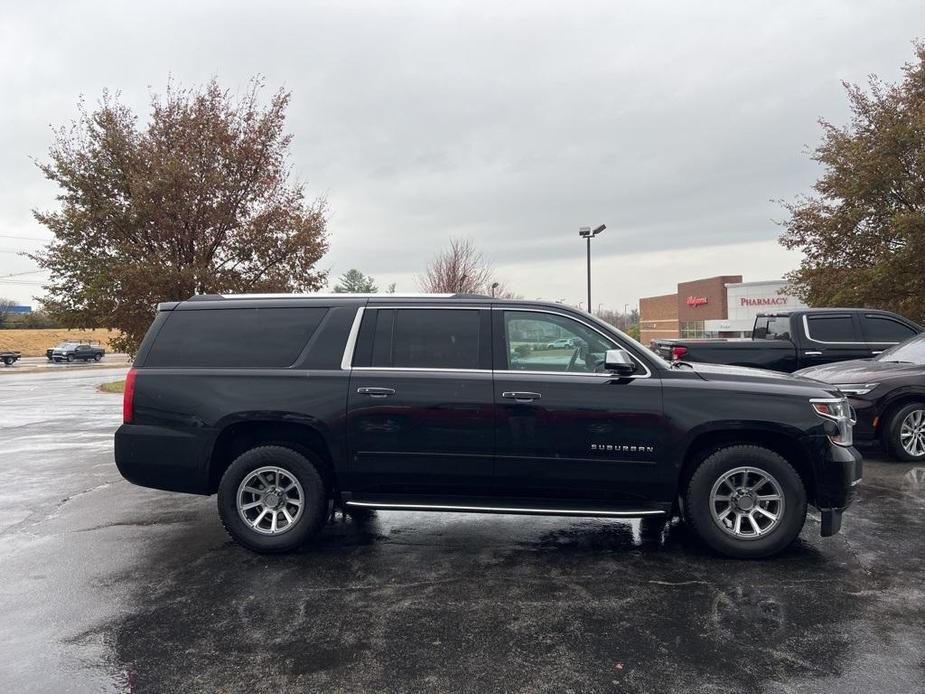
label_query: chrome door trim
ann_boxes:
[340,306,366,370]
[801,314,899,346]
[351,366,490,374]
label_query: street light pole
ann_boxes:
[578,224,606,312]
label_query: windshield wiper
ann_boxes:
[880,360,913,364]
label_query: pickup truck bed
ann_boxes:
[1,351,21,366]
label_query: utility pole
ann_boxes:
[578,224,606,311]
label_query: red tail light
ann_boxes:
[123,368,138,423]
[671,346,688,361]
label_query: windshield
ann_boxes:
[876,333,925,364]
[55,342,76,349]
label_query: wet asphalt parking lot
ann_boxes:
[1,368,923,693]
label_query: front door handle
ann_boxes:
[804,351,823,356]
[357,387,395,398]
[502,391,542,403]
[871,350,884,355]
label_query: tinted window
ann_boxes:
[805,315,858,342]
[861,315,917,343]
[371,309,480,369]
[146,307,327,368]
[504,311,616,373]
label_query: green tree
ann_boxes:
[332,269,377,293]
[31,78,328,353]
[779,43,925,321]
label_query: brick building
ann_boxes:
[639,276,807,345]
[638,293,680,346]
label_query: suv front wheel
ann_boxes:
[217,445,328,553]
[683,445,807,559]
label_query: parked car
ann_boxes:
[51,342,105,363]
[1,350,21,366]
[115,294,861,558]
[654,308,922,372]
[796,332,925,461]
[545,338,576,349]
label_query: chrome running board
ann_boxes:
[344,500,666,518]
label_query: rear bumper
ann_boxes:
[114,424,214,495]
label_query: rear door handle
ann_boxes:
[804,351,822,356]
[871,350,884,355]
[357,387,395,398]
[502,391,542,403]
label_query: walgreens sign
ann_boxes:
[686,296,709,307]
[740,297,789,307]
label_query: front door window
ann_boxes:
[503,311,616,374]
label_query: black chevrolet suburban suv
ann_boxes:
[115,294,862,558]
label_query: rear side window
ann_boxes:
[370,308,481,369]
[805,314,858,343]
[145,307,327,368]
[754,316,791,341]
[861,315,917,343]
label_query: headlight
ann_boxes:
[811,397,855,447]
[836,383,879,396]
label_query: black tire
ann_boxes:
[683,445,806,559]
[217,445,328,553]
[65,355,73,363]
[883,402,925,462]
[2,357,12,366]
[94,353,102,362]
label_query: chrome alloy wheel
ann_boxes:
[709,466,785,540]
[900,409,925,457]
[236,466,304,535]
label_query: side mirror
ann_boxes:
[604,349,637,376]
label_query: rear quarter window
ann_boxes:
[861,315,918,343]
[145,307,327,368]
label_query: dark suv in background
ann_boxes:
[115,294,861,558]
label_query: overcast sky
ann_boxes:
[1,0,922,309]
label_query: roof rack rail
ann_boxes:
[184,292,468,300]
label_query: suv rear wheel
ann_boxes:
[217,445,328,553]
[683,445,806,559]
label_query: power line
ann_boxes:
[0,234,50,242]
[0,269,44,278]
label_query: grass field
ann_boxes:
[98,380,125,394]
[0,328,119,357]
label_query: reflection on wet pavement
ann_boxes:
[1,371,924,693]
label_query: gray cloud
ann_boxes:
[1,0,922,306]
